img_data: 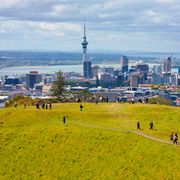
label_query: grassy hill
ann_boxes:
[0,103,180,179]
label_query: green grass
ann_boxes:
[0,103,180,179]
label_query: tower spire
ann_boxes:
[84,17,86,37]
[82,17,88,62]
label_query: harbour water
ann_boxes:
[0,103,4,108]
[0,63,168,76]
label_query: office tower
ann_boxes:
[163,57,171,73]
[104,67,114,74]
[117,74,124,86]
[136,61,149,73]
[26,71,42,89]
[130,74,139,88]
[152,65,162,75]
[136,61,149,80]
[92,65,100,78]
[121,56,129,73]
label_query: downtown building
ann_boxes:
[121,56,129,73]
[163,57,172,73]
[26,71,42,89]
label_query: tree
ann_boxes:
[51,71,65,101]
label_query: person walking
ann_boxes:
[137,121,141,130]
[170,132,174,141]
[149,121,153,130]
[173,133,178,144]
[49,103,52,110]
[42,103,45,109]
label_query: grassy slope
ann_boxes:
[0,103,180,179]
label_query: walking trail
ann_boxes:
[78,124,180,146]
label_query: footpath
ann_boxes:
[78,124,180,146]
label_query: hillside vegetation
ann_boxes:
[0,103,180,179]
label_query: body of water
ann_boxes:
[0,63,122,76]
[0,63,178,76]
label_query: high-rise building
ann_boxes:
[121,56,129,73]
[81,20,92,78]
[163,57,171,73]
[130,73,139,88]
[83,61,92,78]
[104,67,114,74]
[135,61,149,80]
[26,71,42,89]
[92,65,100,78]
[136,61,149,73]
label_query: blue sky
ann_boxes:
[0,0,180,52]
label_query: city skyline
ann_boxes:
[0,0,180,52]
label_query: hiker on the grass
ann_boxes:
[137,121,141,130]
[24,103,27,109]
[49,103,52,109]
[80,104,83,111]
[42,103,45,109]
[106,97,109,103]
[45,104,48,109]
[170,132,174,141]
[14,102,17,108]
[173,133,178,144]
[149,121,153,130]
[131,98,135,104]
[63,116,66,124]
[36,102,40,109]
[139,98,142,103]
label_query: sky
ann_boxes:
[0,0,180,52]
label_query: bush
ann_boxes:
[4,96,58,107]
[148,96,172,106]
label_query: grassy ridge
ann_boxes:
[0,103,180,179]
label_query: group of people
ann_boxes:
[137,121,178,144]
[170,132,178,144]
[130,98,149,104]
[35,102,52,110]
[137,121,154,130]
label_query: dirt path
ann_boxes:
[78,124,180,146]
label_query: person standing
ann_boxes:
[80,104,83,111]
[14,102,17,108]
[63,116,68,124]
[24,103,27,109]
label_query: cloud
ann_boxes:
[0,0,180,51]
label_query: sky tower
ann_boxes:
[82,20,88,61]
[81,19,92,78]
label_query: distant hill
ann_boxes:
[2,50,180,67]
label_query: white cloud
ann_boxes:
[0,0,28,9]
[0,0,180,51]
